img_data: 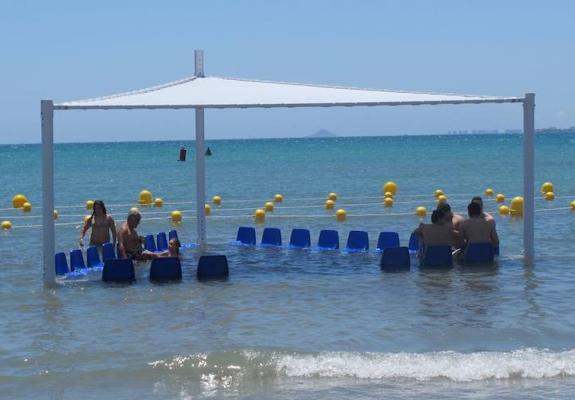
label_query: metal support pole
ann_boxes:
[195,107,206,247]
[41,100,55,286]
[523,93,535,262]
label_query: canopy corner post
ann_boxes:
[523,92,535,263]
[41,100,56,287]
[195,49,204,77]
[195,106,206,248]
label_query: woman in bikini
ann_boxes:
[79,200,117,247]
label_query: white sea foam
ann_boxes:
[150,348,575,383]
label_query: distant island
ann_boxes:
[308,129,338,138]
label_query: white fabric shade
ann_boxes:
[55,76,522,110]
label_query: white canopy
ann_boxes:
[40,50,535,286]
[55,76,522,110]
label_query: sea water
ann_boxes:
[1,134,575,399]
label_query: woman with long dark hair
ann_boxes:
[79,200,117,247]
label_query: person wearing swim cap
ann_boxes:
[117,211,157,261]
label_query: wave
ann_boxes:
[148,348,575,383]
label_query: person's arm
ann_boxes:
[108,216,117,244]
[79,217,91,246]
[117,227,127,258]
[490,225,499,247]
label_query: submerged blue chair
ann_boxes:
[289,228,311,249]
[197,255,229,280]
[86,246,104,269]
[102,259,135,282]
[380,247,411,271]
[345,231,369,252]
[422,246,453,268]
[169,230,179,241]
[144,235,157,252]
[55,252,69,275]
[236,226,256,245]
[408,232,420,254]
[465,242,495,265]
[69,249,86,271]
[102,242,116,261]
[376,232,400,252]
[156,232,169,252]
[150,257,182,282]
[317,229,339,250]
[261,227,282,247]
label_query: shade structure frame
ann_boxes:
[41,50,534,285]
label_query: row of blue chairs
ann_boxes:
[101,255,228,283]
[235,226,418,253]
[55,230,180,275]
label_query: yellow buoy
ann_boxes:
[544,191,555,201]
[274,194,284,203]
[130,207,140,214]
[571,200,575,211]
[53,209,59,220]
[1,220,12,230]
[434,189,444,199]
[12,194,28,209]
[328,192,337,201]
[325,199,335,210]
[154,198,163,207]
[437,195,448,204]
[485,188,494,197]
[510,196,524,217]
[204,204,211,215]
[499,205,510,215]
[86,200,94,210]
[84,215,91,222]
[384,191,393,199]
[541,182,554,194]
[496,193,505,203]
[255,208,266,223]
[335,209,347,222]
[212,195,222,205]
[22,202,32,213]
[171,210,182,223]
[384,197,393,208]
[416,206,427,218]
[264,202,274,212]
[138,190,153,205]
[383,181,398,195]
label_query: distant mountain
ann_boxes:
[308,129,338,138]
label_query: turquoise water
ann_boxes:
[1,134,575,399]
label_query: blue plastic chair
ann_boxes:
[156,232,169,252]
[150,257,182,282]
[465,242,495,265]
[289,228,311,249]
[55,252,69,275]
[102,259,135,282]
[86,246,104,269]
[69,249,86,271]
[380,247,411,271]
[102,242,116,261]
[422,246,453,268]
[408,232,420,254]
[261,227,282,247]
[169,230,179,241]
[376,232,400,252]
[197,255,229,280]
[345,231,369,252]
[236,226,256,245]
[144,234,157,252]
[317,230,339,250]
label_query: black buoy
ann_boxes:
[205,147,212,156]
[178,146,187,161]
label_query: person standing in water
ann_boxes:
[80,200,117,247]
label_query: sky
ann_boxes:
[0,0,574,143]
